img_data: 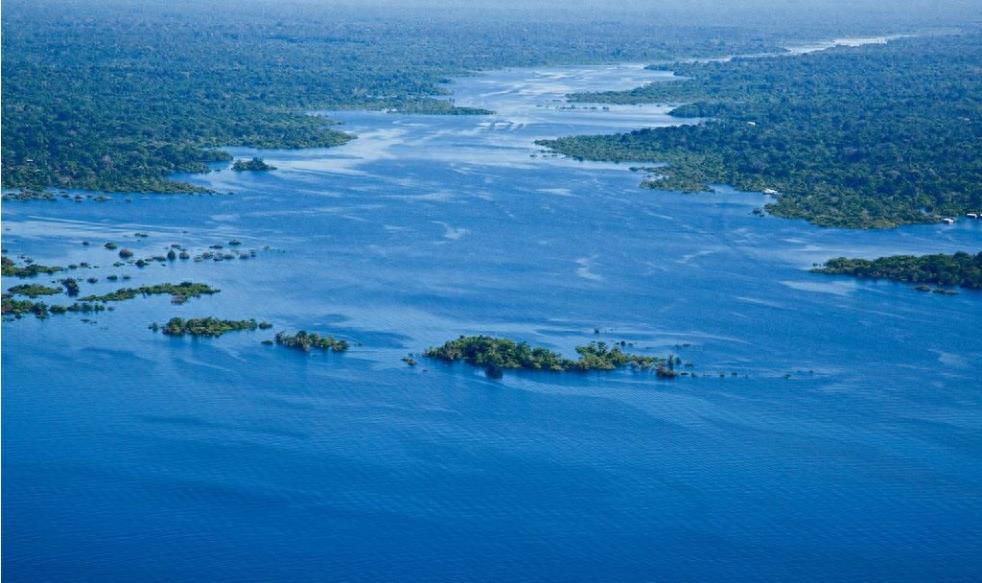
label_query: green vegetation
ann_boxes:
[274,330,349,353]
[7,283,62,298]
[48,302,107,315]
[814,252,982,289]
[424,335,678,378]
[1,0,800,194]
[157,317,264,337]
[2,296,50,318]
[81,282,219,303]
[539,34,982,228]
[231,158,276,172]
[2,295,107,319]
[61,278,80,296]
[3,279,225,320]
[2,256,63,278]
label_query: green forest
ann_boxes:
[1,1,793,194]
[539,34,982,228]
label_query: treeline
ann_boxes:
[1,0,803,194]
[815,252,982,288]
[541,34,982,228]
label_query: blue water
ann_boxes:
[3,62,981,582]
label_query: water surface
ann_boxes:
[3,62,981,582]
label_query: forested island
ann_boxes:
[154,317,271,337]
[2,1,805,195]
[231,158,276,172]
[81,282,219,304]
[538,34,982,229]
[424,335,681,378]
[61,278,80,296]
[814,252,982,289]
[2,257,63,278]
[274,331,349,353]
[2,296,107,319]
[7,284,62,298]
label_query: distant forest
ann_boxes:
[2,1,799,193]
[538,34,982,228]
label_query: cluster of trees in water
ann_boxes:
[2,257,63,278]
[274,331,349,353]
[154,317,272,337]
[424,335,680,379]
[815,252,982,289]
[1,274,222,320]
[2,0,803,194]
[231,158,277,172]
[2,239,264,323]
[4,249,706,378]
[541,34,982,228]
[2,296,107,319]
[61,278,81,296]
[6,283,62,298]
[80,282,219,304]
[2,256,94,319]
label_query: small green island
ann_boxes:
[424,335,681,379]
[7,284,63,298]
[2,257,63,278]
[153,317,271,337]
[274,330,349,352]
[814,252,982,290]
[3,296,52,319]
[231,157,276,172]
[61,278,81,296]
[2,295,107,319]
[81,282,219,304]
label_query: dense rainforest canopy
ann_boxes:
[1,0,813,194]
[540,34,982,228]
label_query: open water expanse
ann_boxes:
[3,59,981,581]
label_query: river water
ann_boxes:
[3,61,981,581]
